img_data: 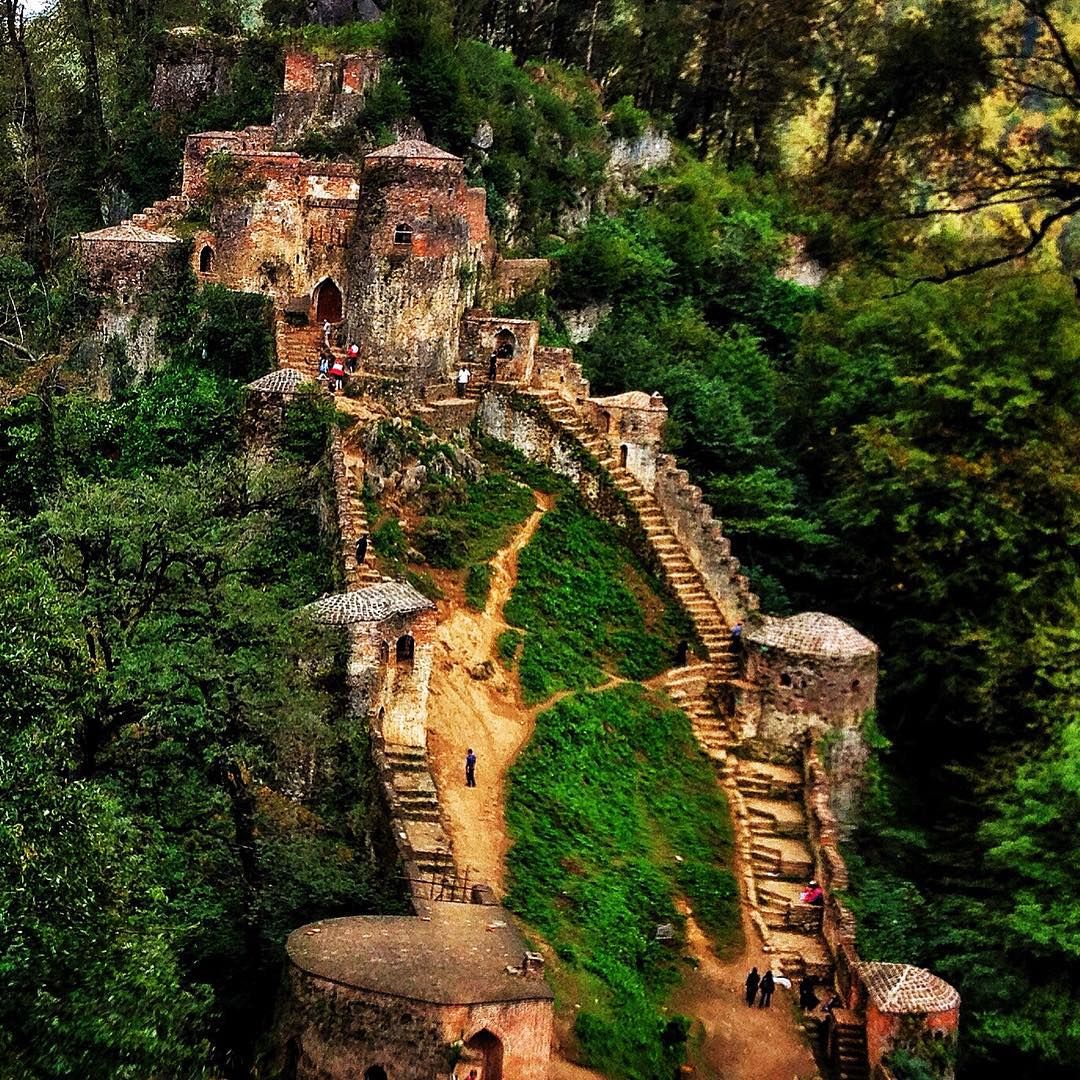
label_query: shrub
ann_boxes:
[465,564,491,610]
[607,95,650,139]
[496,629,522,668]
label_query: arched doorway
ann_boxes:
[494,327,516,359]
[314,278,343,323]
[461,1029,504,1080]
[619,444,629,469]
[396,634,415,666]
[364,1068,388,1080]
[199,245,214,273]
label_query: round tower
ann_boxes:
[346,140,489,398]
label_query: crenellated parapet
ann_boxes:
[651,452,760,625]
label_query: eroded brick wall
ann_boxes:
[743,647,877,749]
[277,967,553,1080]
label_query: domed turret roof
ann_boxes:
[245,368,312,394]
[303,581,435,625]
[860,962,960,1014]
[745,612,877,659]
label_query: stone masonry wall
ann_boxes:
[804,747,863,1008]
[651,453,760,625]
[278,966,552,1080]
[347,157,488,391]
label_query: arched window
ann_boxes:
[396,634,415,665]
[199,245,214,273]
[364,1068,388,1080]
[393,222,413,245]
[780,672,793,688]
[494,327,516,359]
[619,444,629,469]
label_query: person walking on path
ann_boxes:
[456,365,471,398]
[346,341,359,373]
[758,969,775,1008]
[745,967,761,1007]
[322,319,332,348]
[465,748,477,787]
[318,348,331,379]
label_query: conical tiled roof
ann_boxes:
[304,581,436,625]
[365,139,460,162]
[860,962,960,1014]
[745,612,877,658]
[245,368,313,394]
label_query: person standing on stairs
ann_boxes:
[488,350,498,381]
[465,748,477,787]
[758,969,775,1008]
[322,318,332,349]
[346,341,359,373]
[745,966,761,1006]
[318,347,331,379]
[730,620,744,651]
[356,534,368,565]
[456,365,471,398]
[329,357,346,394]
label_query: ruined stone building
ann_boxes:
[80,44,958,1080]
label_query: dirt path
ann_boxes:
[671,900,820,1080]
[426,492,553,893]
[424,492,818,1079]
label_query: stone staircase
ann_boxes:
[735,758,831,980]
[519,388,739,679]
[382,744,456,881]
[656,663,731,763]
[828,1009,870,1080]
[342,454,381,587]
[131,194,190,232]
[275,321,349,381]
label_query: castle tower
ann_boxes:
[346,140,492,397]
[304,581,437,748]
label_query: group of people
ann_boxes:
[318,320,360,394]
[744,966,776,1008]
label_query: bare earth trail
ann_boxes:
[423,493,818,1079]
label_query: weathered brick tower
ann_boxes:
[346,140,492,395]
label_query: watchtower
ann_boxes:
[304,581,437,748]
[346,140,492,397]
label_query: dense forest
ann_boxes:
[1,0,1079,1077]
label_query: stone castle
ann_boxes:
[78,45,959,1080]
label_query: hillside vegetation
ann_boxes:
[1,0,1079,1076]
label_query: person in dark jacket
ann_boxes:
[758,969,775,1008]
[744,966,760,1006]
[465,748,477,787]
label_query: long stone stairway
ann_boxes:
[275,321,348,381]
[521,388,738,679]
[733,758,831,979]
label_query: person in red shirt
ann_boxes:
[800,880,824,905]
[329,358,345,393]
